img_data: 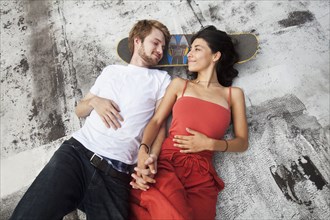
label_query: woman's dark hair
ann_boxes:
[190,25,239,87]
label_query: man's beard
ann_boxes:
[138,44,159,66]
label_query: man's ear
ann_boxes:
[132,37,142,53]
[134,37,142,46]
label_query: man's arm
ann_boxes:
[75,92,124,129]
[75,92,96,118]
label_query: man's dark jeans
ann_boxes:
[10,139,131,220]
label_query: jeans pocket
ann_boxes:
[87,170,104,190]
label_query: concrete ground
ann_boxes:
[1,0,329,219]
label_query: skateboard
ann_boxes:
[117,33,258,67]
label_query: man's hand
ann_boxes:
[90,96,124,129]
[173,128,211,153]
[130,152,158,191]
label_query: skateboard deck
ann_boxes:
[117,33,258,67]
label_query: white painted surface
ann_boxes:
[1,0,329,219]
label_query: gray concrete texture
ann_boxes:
[1,0,329,219]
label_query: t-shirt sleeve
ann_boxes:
[156,72,171,100]
[90,66,110,95]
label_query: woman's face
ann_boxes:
[187,38,215,72]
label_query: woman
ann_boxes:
[130,26,248,220]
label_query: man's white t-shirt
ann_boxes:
[73,64,171,164]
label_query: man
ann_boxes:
[10,19,171,220]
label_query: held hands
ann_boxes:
[91,96,123,129]
[173,128,211,153]
[130,149,158,191]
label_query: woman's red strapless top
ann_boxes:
[160,86,232,190]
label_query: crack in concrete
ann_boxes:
[186,0,205,29]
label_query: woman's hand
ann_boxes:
[173,128,211,153]
[130,149,158,191]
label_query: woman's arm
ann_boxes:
[131,78,185,190]
[139,78,184,152]
[132,100,167,189]
[209,87,248,152]
[137,99,167,176]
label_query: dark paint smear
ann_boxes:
[26,0,66,142]
[270,155,327,207]
[298,156,328,190]
[28,99,38,121]
[3,20,12,29]
[46,112,65,141]
[13,58,29,77]
[186,0,205,27]
[278,11,314,28]
[247,94,327,152]
[270,164,302,204]
[19,58,29,74]
[253,94,329,211]
[245,2,256,15]
[209,5,221,21]
[247,94,328,202]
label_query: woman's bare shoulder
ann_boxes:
[231,86,245,96]
[164,77,188,98]
[230,87,246,106]
[172,77,187,84]
[169,77,188,88]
